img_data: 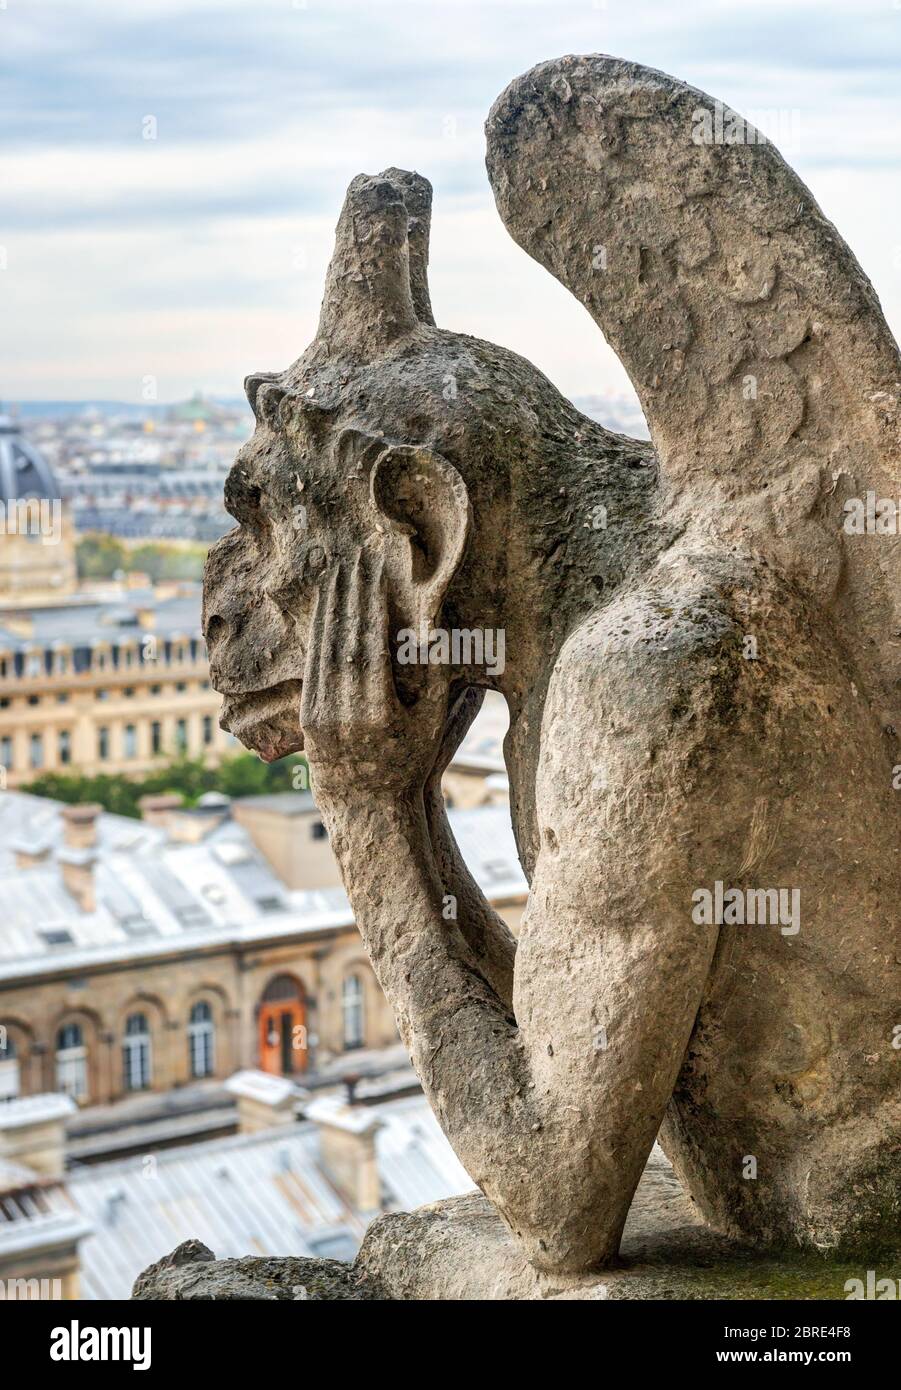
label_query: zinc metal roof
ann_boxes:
[68,1093,474,1299]
[0,793,527,978]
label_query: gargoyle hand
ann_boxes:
[300,549,448,798]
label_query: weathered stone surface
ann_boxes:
[356,1151,899,1301]
[203,54,900,1278]
[131,1238,383,1301]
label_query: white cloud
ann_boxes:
[3,0,900,408]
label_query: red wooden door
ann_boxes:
[259,998,307,1074]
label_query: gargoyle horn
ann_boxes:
[316,169,435,357]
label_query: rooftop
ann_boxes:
[0,586,204,652]
[68,1092,474,1299]
[0,791,527,978]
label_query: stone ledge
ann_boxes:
[131,1238,384,1301]
[132,1154,900,1301]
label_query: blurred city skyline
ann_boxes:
[3,0,901,409]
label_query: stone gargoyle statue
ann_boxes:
[203,55,900,1275]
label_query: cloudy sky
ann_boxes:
[3,0,901,407]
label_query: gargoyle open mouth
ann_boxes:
[219,679,304,763]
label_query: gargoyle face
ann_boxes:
[203,167,483,762]
[202,380,323,762]
[203,361,473,762]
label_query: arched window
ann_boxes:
[0,1031,19,1101]
[188,1001,215,1079]
[123,1013,152,1092]
[56,1022,88,1101]
[342,975,365,1050]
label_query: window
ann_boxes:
[123,1013,152,1091]
[40,929,73,947]
[0,736,12,771]
[124,686,135,698]
[0,1032,19,1101]
[151,721,162,754]
[29,733,43,770]
[56,1022,88,1101]
[175,719,187,751]
[175,682,187,693]
[25,654,41,677]
[95,689,108,701]
[310,820,328,841]
[97,726,110,760]
[342,975,365,1050]
[27,695,39,706]
[188,1001,215,1079]
[150,685,161,697]
[202,715,213,746]
[124,724,137,758]
[58,730,71,765]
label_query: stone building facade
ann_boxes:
[0,586,232,787]
[0,921,397,1108]
[0,791,526,1110]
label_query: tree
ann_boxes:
[76,534,127,580]
[25,751,311,818]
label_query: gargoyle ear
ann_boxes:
[370,444,471,629]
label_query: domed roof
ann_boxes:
[0,415,60,500]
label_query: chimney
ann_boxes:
[138,793,182,830]
[305,1094,384,1214]
[0,1094,76,1178]
[13,838,52,870]
[61,802,102,851]
[59,847,96,913]
[165,805,229,844]
[224,1070,299,1135]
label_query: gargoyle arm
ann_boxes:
[423,685,517,1009]
[317,570,770,1272]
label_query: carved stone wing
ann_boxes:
[486,55,901,726]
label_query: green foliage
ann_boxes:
[129,542,207,583]
[24,751,310,818]
[76,535,208,583]
[76,533,127,580]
